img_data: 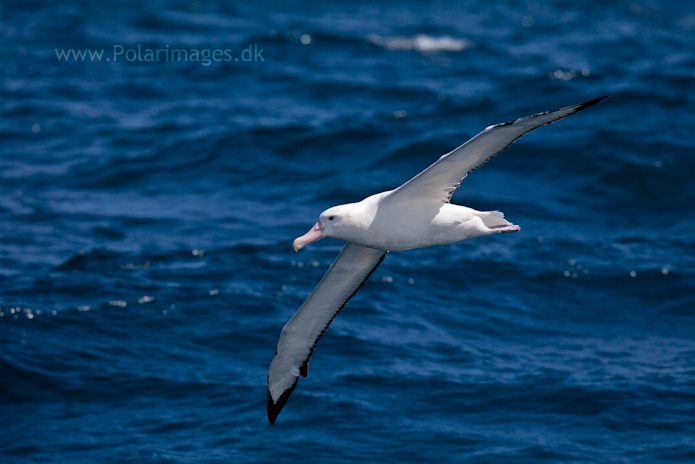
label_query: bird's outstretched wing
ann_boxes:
[267,243,387,425]
[388,95,611,203]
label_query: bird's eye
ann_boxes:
[328,216,334,221]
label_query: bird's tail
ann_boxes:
[478,210,512,228]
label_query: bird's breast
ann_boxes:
[351,201,470,251]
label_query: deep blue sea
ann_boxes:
[2,1,695,462]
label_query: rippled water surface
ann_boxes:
[2,1,695,463]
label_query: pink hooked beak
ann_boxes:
[293,221,325,252]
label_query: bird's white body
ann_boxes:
[267,96,610,424]
[323,191,518,251]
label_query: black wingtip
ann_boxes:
[267,378,299,425]
[575,94,611,111]
[267,390,279,425]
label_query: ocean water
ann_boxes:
[2,0,695,462]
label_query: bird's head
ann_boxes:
[292,204,357,252]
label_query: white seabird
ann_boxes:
[267,96,610,424]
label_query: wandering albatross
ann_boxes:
[267,96,610,424]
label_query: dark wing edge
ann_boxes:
[388,95,611,204]
[497,95,611,129]
[267,247,387,425]
[267,377,298,426]
[443,94,612,201]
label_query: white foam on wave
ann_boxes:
[367,33,473,52]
